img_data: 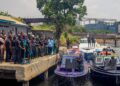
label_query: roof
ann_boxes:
[0,15,27,26]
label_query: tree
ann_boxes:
[0,11,24,23]
[0,11,12,16]
[37,0,87,47]
[70,25,86,33]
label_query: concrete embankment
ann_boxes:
[0,55,59,81]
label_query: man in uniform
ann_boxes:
[5,35,12,62]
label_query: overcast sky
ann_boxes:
[0,0,120,20]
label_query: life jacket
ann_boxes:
[100,51,112,55]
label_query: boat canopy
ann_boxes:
[95,55,120,66]
[60,55,83,71]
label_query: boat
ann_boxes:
[55,46,89,78]
[79,38,100,51]
[90,48,120,84]
[79,38,107,51]
[79,38,108,62]
[81,49,96,63]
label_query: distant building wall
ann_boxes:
[117,22,120,34]
[84,22,117,33]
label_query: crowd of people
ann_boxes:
[0,31,58,64]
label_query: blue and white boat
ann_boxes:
[55,47,89,78]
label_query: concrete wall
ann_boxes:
[23,55,58,81]
[0,54,59,82]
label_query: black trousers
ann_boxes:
[48,47,52,55]
[13,49,20,63]
[6,49,12,62]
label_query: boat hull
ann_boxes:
[55,73,88,79]
[90,67,120,84]
[54,62,89,78]
[54,68,88,78]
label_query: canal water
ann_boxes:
[30,76,104,86]
[0,74,116,86]
[29,74,116,86]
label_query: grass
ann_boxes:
[32,24,55,31]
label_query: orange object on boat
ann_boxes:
[100,51,112,55]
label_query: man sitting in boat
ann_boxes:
[75,54,84,71]
[104,56,117,70]
[109,56,117,70]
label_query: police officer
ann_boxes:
[12,36,20,64]
[5,35,12,62]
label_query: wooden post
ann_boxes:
[44,71,48,81]
[23,81,29,86]
[103,39,106,45]
[114,35,118,47]
[114,39,117,47]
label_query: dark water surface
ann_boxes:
[29,74,115,86]
[0,74,116,86]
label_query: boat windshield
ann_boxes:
[95,56,120,68]
[84,53,95,60]
[60,55,84,71]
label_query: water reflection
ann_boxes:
[0,74,115,86]
[30,75,114,86]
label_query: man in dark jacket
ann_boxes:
[12,36,20,64]
[5,35,12,62]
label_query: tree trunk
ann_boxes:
[55,25,63,51]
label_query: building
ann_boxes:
[85,22,117,33]
[0,15,29,35]
[77,18,118,33]
[116,22,120,34]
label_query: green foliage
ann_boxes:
[32,24,55,31]
[0,11,12,16]
[63,32,68,39]
[0,11,24,22]
[69,25,86,33]
[62,25,86,33]
[67,34,80,45]
[37,0,87,40]
[60,33,67,46]
[60,32,80,46]
[88,29,113,34]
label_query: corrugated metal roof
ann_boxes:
[0,15,27,26]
